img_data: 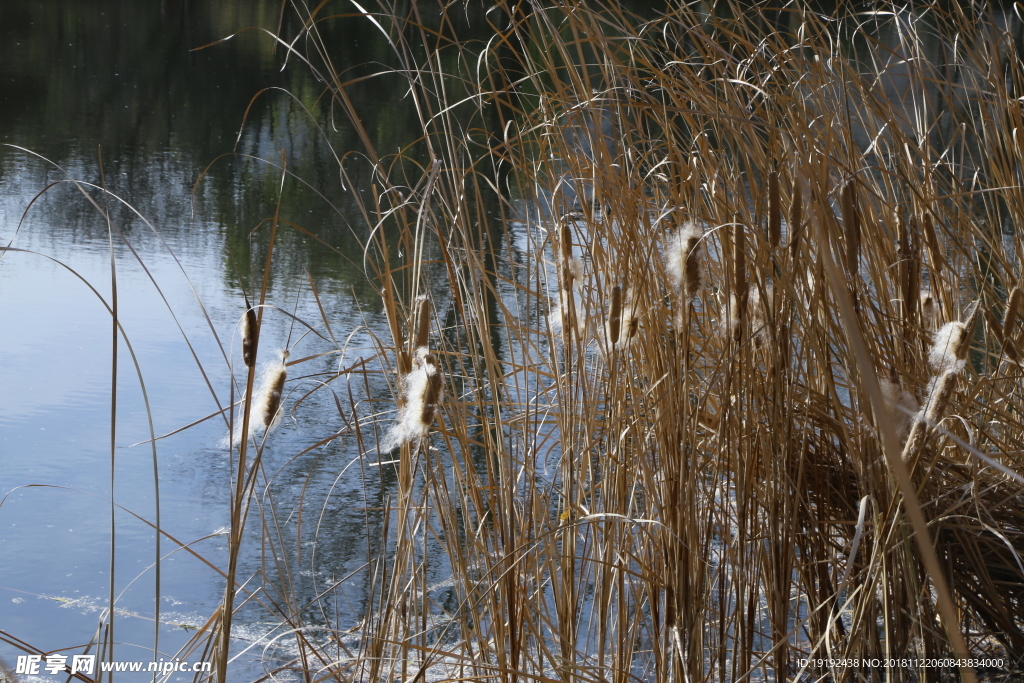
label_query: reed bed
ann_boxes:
[13,2,1024,682]
[187,1,1024,681]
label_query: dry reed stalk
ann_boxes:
[897,215,921,339]
[730,219,747,342]
[1001,287,1024,363]
[789,176,802,261]
[767,170,781,248]
[216,2,1024,679]
[841,179,860,277]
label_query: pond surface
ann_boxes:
[0,1,417,678]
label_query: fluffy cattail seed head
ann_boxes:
[928,322,968,374]
[382,350,444,450]
[261,350,289,428]
[921,290,939,330]
[665,222,705,299]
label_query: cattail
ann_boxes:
[413,295,430,352]
[242,307,258,368]
[841,180,860,277]
[929,321,971,374]
[902,370,954,463]
[789,178,802,261]
[922,211,944,274]
[748,284,774,341]
[923,371,957,424]
[607,288,641,349]
[1000,287,1023,362]
[767,171,781,248]
[921,290,939,330]
[624,295,641,343]
[664,222,705,299]
[260,350,289,429]
[558,222,582,287]
[419,353,444,426]
[607,284,622,346]
[382,350,443,450]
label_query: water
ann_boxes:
[0,1,404,677]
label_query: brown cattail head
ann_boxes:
[261,350,289,429]
[841,179,860,277]
[921,211,944,274]
[1000,288,1024,362]
[413,295,430,351]
[420,353,443,426]
[789,178,803,261]
[921,290,939,330]
[665,222,705,300]
[242,307,258,368]
[559,221,576,287]
[608,284,622,346]
[767,171,781,249]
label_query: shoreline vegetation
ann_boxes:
[6,1,1024,681]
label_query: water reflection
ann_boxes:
[0,0,386,676]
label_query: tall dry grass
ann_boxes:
[143,1,1024,681]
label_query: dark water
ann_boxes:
[0,1,423,677]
